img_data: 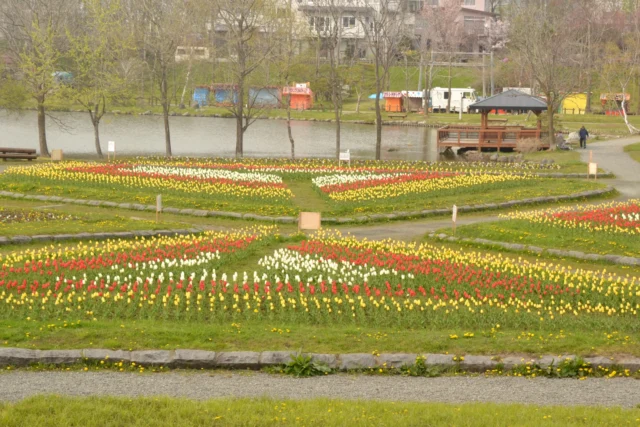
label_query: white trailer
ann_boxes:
[429,87,478,113]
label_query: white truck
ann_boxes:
[429,87,478,113]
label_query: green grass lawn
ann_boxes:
[0,175,298,217]
[1,318,638,356]
[0,162,609,218]
[444,219,640,258]
[0,206,188,238]
[624,142,640,163]
[3,396,636,427]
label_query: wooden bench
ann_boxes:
[0,147,37,161]
[388,113,407,119]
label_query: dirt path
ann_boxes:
[1,371,639,408]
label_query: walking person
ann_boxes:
[579,126,589,149]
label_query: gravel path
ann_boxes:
[1,372,639,407]
[581,136,640,199]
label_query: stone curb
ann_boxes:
[428,232,640,267]
[0,186,615,227]
[0,348,637,372]
[0,228,203,246]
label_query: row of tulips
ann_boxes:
[313,172,533,202]
[138,156,561,176]
[503,200,640,235]
[1,228,637,328]
[4,162,293,201]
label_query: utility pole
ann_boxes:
[482,52,486,97]
[490,49,494,96]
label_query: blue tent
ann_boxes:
[368,93,385,99]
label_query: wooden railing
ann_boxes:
[437,125,549,149]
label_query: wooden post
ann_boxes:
[452,205,458,236]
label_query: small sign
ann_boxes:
[107,141,115,152]
[339,151,350,162]
[298,212,321,231]
[51,149,63,161]
[588,162,597,179]
[156,195,162,212]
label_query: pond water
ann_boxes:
[0,110,441,161]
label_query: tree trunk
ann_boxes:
[546,95,554,144]
[179,57,193,109]
[36,95,49,157]
[355,93,362,114]
[236,79,244,158]
[585,20,592,114]
[92,118,103,159]
[334,96,341,160]
[287,102,295,159]
[161,66,172,157]
[329,43,340,161]
[374,55,382,161]
[636,74,640,116]
[447,59,452,113]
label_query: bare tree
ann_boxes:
[574,0,614,113]
[216,0,281,158]
[508,1,583,141]
[0,0,78,157]
[421,0,466,113]
[360,0,405,160]
[66,0,132,158]
[141,0,186,157]
[272,0,307,159]
[309,0,347,160]
[600,10,640,134]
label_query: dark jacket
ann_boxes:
[579,128,589,139]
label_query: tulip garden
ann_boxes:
[449,200,640,256]
[1,225,638,352]
[0,158,605,217]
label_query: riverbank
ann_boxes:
[12,101,640,137]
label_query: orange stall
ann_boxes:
[384,92,403,112]
[283,83,313,110]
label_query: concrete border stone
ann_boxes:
[215,351,261,369]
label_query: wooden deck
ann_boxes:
[437,125,549,150]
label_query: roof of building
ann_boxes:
[470,89,548,111]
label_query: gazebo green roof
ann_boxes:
[470,90,548,111]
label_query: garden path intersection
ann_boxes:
[0,137,640,409]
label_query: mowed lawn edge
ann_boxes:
[1,396,638,427]
[0,174,610,218]
[438,219,640,258]
[2,319,639,357]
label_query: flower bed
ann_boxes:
[0,208,75,224]
[0,159,606,218]
[1,229,637,330]
[312,171,529,202]
[504,200,640,235]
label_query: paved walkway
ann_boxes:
[581,136,640,200]
[337,215,500,241]
[1,372,639,407]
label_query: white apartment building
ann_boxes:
[293,0,493,62]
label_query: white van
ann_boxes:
[429,87,478,113]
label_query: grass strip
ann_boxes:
[443,219,640,258]
[2,319,638,356]
[0,396,638,426]
[624,142,640,164]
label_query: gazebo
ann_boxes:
[437,90,550,151]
